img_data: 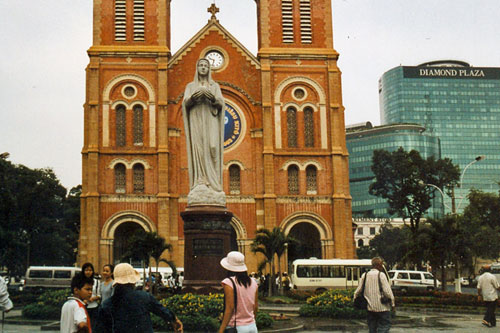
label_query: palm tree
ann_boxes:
[251,227,295,296]
[123,231,174,294]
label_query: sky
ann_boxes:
[1,0,500,190]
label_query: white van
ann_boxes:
[25,266,81,289]
[388,270,441,292]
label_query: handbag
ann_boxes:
[223,277,238,333]
[378,272,392,304]
[353,272,368,310]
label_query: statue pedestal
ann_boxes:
[181,205,233,294]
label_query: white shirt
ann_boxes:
[478,272,499,301]
[0,278,13,311]
[354,269,395,312]
[60,297,88,333]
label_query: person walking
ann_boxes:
[99,264,114,303]
[477,265,500,327]
[354,257,395,333]
[94,263,183,333]
[218,251,259,333]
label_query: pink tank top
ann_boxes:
[222,277,258,326]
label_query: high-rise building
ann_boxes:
[379,60,500,213]
[79,0,355,271]
[346,123,441,218]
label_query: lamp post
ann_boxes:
[421,155,485,293]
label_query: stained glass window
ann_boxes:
[133,164,145,193]
[133,104,143,145]
[288,165,299,194]
[116,105,126,147]
[304,107,314,147]
[229,165,241,194]
[115,163,126,193]
[306,165,317,193]
[287,107,297,148]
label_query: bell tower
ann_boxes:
[256,0,354,257]
[80,0,173,265]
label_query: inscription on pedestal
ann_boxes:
[193,238,223,256]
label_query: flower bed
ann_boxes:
[299,289,366,319]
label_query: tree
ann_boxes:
[463,190,500,267]
[122,231,174,294]
[369,148,460,234]
[368,223,412,268]
[251,227,295,296]
[0,157,76,275]
[418,215,471,290]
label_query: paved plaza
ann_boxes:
[1,309,496,332]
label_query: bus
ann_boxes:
[290,258,372,292]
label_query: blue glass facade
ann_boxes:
[347,124,441,218]
[379,63,500,213]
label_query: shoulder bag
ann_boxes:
[224,277,238,333]
[353,272,368,310]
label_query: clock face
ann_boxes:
[205,50,224,69]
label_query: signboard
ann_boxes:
[403,67,500,80]
[224,103,243,149]
[193,238,223,256]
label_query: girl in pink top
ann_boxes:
[219,251,259,333]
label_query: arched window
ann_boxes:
[306,165,317,193]
[133,164,145,193]
[304,107,314,147]
[229,165,241,194]
[114,163,126,193]
[287,165,299,194]
[133,104,143,145]
[116,105,126,147]
[357,239,364,247]
[287,107,297,148]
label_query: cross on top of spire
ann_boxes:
[208,3,219,21]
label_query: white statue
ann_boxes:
[182,58,226,206]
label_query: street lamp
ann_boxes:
[420,155,485,293]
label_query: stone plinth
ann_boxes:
[181,205,233,293]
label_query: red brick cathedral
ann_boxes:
[80,0,354,272]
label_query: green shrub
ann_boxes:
[299,289,366,319]
[256,311,273,329]
[159,293,224,318]
[22,289,71,320]
[22,303,61,320]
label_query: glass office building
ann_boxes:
[346,123,441,218]
[379,60,500,213]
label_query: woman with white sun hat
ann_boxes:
[218,251,259,333]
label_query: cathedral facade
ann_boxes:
[80,0,354,272]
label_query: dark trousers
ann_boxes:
[367,311,391,333]
[484,301,497,326]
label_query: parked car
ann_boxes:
[388,270,441,292]
[24,266,81,289]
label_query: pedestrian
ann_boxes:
[0,275,13,324]
[99,264,114,303]
[477,264,500,327]
[81,263,100,330]
[94,263,183,332]
[353,257,395,333]
[218,251,259,333]
[60,273,94,333]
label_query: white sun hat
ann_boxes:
[113,263,141,286]
[220,251,248,272]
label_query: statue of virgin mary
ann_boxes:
[182,58,226,206]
